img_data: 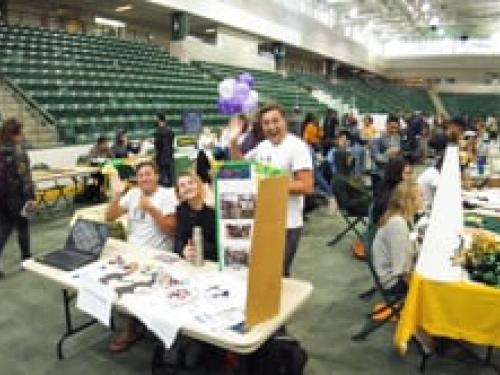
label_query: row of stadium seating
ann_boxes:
[0,24,228,144]
[439,93,500,117]
[290,72,435,114]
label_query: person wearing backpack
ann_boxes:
[0,118,36,277]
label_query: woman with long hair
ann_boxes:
[373,182,423,296]
[174,170,217,262]
[372,156,413,225]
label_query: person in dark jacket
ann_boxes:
[323,108,338,155]
[154,113,175,187]
[330,148,371,217]
[174,170,217,261]
[239,118,264,155]
[111,129,133,158]
[0,118,36,274]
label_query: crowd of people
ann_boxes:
[0,101,497,360]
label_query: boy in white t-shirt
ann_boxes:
[417,156,443,211]
[229,103,314,276]
[105,160,176,352]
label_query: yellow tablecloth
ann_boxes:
[395,272,500,354]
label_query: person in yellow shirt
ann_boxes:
[302,113,323,150]
[361,115,377,141]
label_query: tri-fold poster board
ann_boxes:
[214,161,289,328]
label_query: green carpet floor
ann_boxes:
[0,206,498,374]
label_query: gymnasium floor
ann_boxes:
[0,206,498,374]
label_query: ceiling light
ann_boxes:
[94,16,126,28]
[205,28,216,34]
[115,4,133,12]
[421,2,430,12]
[349,8,358,18]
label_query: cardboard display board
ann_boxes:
[245,175,289,328]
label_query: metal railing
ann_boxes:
[1,76,57,129]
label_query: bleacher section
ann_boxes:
[291,72,435,114]
[439,93,500,117]
[0,25,227,144]
[195,62,327,114]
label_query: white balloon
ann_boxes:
[218,78,236,99]
[248,90,258,103]
[242,91,258,113]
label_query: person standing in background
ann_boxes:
[154,113,175,187]
[288,106,303,137]
[0,118,36,277]
[302,112,323,151]
[360,115,377,141]
[323,108,338,155]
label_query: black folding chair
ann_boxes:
[327,176,370,247]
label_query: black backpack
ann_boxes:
[249,334,308,375]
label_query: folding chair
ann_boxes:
[327,176,369,247]
[351,235,405,341]
[357,204,377,300]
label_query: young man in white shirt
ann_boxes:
[105,160,176,352]
[229,103,314,277]
[417,156,443,211]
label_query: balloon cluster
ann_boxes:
[217,72,258,115]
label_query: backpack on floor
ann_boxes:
[249,334,308,375]
[151,335,225,375]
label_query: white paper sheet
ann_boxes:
[76,276,117,327]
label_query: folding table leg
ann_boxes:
[56,289,98,360]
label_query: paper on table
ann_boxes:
[122,294,187,349]
[76,276,117,327]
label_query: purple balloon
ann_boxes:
[237,72,254,88]
[227,96,242,114]
[234,81,250,101]
[217,97,231,115]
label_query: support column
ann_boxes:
[326,59,338,80]
[0,0,9,24]
[171,11,189,41]
[274,42,286,72]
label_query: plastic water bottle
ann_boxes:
[192,226,205,267]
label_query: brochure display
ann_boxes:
[214,161,289,328]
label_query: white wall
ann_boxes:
[170,28,275,71]
[147,0,384,74]
[383,55,500,82]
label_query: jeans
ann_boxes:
[349,144,366,177]
[0,209,31,260]
[284,227,303,277]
